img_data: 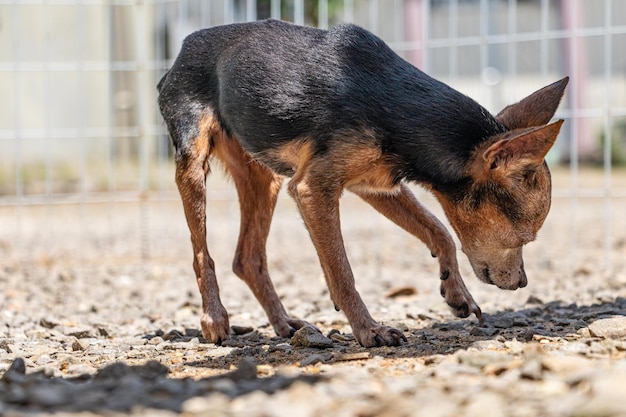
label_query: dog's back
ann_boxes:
[158,19,504,183]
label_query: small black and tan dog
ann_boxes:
[158,19,567,347]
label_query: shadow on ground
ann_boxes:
[0,356,321,414]
[1,298,624,414]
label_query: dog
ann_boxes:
[157,19,568,347]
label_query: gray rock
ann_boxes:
[39,318,59,329]
[231,325,254,335]
[470,326,498,337]
[1,358,26,384]
[299,354,327,367]
[290,326,334,349]
[587,316,626,338]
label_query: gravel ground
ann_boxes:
[1,169,626,416]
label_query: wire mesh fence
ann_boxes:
[0,0,624,276]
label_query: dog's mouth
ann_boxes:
[480,266,528,290]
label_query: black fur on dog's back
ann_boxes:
[158,19,506,188]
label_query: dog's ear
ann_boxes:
[496,77,568,130]
[483,120,564,171]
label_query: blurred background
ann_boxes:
[0,0,624,278]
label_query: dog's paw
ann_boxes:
[200,309,231,345]
[354,325,407,347]
[440,274,482,320]
[273,317,316,338]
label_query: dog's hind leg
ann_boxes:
[212,138,312,338]
[173,112,231,344]
[352,184,482,320]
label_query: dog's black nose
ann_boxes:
[518,270,528,288]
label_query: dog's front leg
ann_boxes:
[288,175,406,347]
[354,184,482,320]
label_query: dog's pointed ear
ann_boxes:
[496,77,568,130]
[484,120,564,171]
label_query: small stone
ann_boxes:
[290,326,334,349]
[97,326,110,337]
[2,358,26,383]
[493,315,515,328]
[148,336,165,345]
[63,327,94,339]
[267,343,294,354]
[299,354,327,367]
[334,352,371,362]
[227,358,257,381]
[518,329,536,341]
[163,329,184,341]
[329,332,353,342]
[71,339,88,352]
[470,326,498,337]
[588,316,626,338]
[470,340,505,351]
[0,339,12,353]
[39,318,59,329]
[386,286,417,298]
[231,325,254,335]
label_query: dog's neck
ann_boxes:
[357,64,506,190]
[380,89,505,193]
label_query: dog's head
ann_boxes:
[435,77,568,290]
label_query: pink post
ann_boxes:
[404,0,428,70]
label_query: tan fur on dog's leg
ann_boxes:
[212,136,312,337]
[288,167,406,347]
[354,184,481,319]
[174,119,230,344]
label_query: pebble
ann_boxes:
[470,326,498,337]
[290,326,334,349]
[386,286,417,298]
[587,316,626,338]
[299,353,330,367]
[231,325,254,336]
[334,352,370,362]
[72,339,89,352]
